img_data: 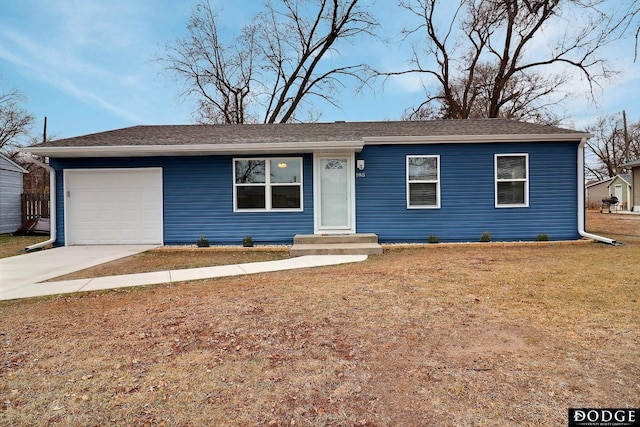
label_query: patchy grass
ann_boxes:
[0,234,50,259]
[1,212,639,426]
[586,210,640,241]
[49,250,289,282]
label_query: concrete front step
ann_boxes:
[290,233,383,256]
[290,243,383,257]
[293,233,379,245]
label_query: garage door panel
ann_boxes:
[65,168,163,245]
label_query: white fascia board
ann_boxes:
[362,133,591,144]
[0,164,28,173]
[618,175,632,186]
[0,153,29,173]
[23,140,365,158]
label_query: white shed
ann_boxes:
[586,178,613,209]
[0,153,28,234]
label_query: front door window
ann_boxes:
[318,157,351,230]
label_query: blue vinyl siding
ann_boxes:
[50,140,580,246]
[355,142,579,242]
[51,155,314,246]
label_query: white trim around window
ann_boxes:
[495,153,529,208]
[406,155,441,209]
[233,157,303,212]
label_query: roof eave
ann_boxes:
[22,132,591,158]
[620,160,640,168]
[0,153,29,173]
[608,175,632,187]
[22,141,366,158]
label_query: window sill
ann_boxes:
[234,208,304,213]
[495,204,529,208]
[407,205,441,210]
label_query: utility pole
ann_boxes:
[622,110,629,170]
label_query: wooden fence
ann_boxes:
[21,193,50,222]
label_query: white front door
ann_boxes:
[315,154,355,233]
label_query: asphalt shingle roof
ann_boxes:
[621,159,640,168]
[30,119,587,148]
[617,173,632,184]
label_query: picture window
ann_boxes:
[234,158,302,211]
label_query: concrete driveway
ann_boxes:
[0,245,157,298]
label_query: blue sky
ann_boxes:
[1,0,638,143]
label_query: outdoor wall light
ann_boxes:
[357,159,365,170]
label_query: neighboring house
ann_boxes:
[0,153,28,234]
[607,174,632,211]
[586,178,613,208]
[621,159,640,212]
[22,119,593,245]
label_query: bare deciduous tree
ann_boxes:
[160,3,257,124]
[401,63,565,124]
[160,0,377,124]
[387,0,638,123]
[0,83,34,151]
[615,0,640,61]
[585,113,640,180]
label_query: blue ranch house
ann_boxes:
[22,119,598,247]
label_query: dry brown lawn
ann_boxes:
[48,250,290,282]
[1,211,639,426]
[0,235,50,259]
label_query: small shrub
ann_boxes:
[196,236,210,247]
[243,236,254,247]
[428,235,440,244]
[536,233,549,241]
[480,231,491,242]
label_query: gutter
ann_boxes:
[577,138,616,244]
[24,140,366,158]
[22,153,56,252]
[363,132,590,144]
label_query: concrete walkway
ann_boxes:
[0,245,157,289]
[0,253,367,301]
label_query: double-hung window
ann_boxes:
[495,154,528,207]
[234,158,303,211]
[407,155,440,208]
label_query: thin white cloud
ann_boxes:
[55,78,149,124]
[2,30,119,83]
[0,29,147,123]
[385,72,431,94]
[0,44,31,70]
[0,0,162,125]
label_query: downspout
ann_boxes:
[577,138,616,244]
[23,153,56,251]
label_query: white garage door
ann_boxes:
[65,168,163,245]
